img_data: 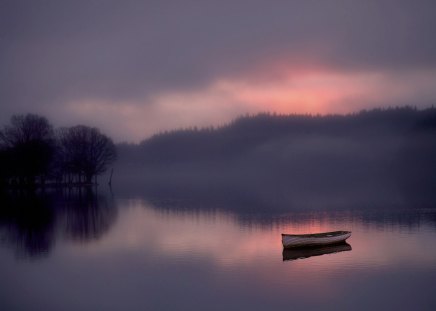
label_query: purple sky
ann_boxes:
[1,0,436,142]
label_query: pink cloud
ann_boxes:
[57,66,436,142]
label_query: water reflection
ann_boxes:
[0,188,117,259]
[0,193,54,258]
[60,189,117,242]
[113,181,436,232]
[282,243,352,261]
[1,197,436,310]
[77,199,436,269]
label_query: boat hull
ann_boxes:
[282,231,351,249]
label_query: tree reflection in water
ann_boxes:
[0,188,117,259]
[60,188,117,242]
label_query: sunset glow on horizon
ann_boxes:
[63,66,436,142]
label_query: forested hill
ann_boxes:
[118,107,436,165]
[114,107,436,210]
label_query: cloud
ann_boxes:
[1,0,436,139]
[58,67,436,142]
[61,88,246,142]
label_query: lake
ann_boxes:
[1,188,436,310]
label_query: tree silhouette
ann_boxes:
[0,114,55,186]
[56,125,116,184]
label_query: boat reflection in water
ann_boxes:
[282,242,352,261]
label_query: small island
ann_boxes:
[0,114,116,189]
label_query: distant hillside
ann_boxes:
[118,107,436,164]
[114,107,436,211]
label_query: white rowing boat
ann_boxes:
[281,231,351,249]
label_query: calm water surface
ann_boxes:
[1,190,436,310]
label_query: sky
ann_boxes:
[1,0,436,142]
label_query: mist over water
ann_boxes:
[114,108,436,212]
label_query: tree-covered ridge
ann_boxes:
[118,106,436,164]
[114,106,436,211]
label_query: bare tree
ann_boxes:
[0,114,55,185]
[57,126,116,184]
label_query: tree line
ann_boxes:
[117,106,436,165]
[114,106,436,211]
[0,114,116,188]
